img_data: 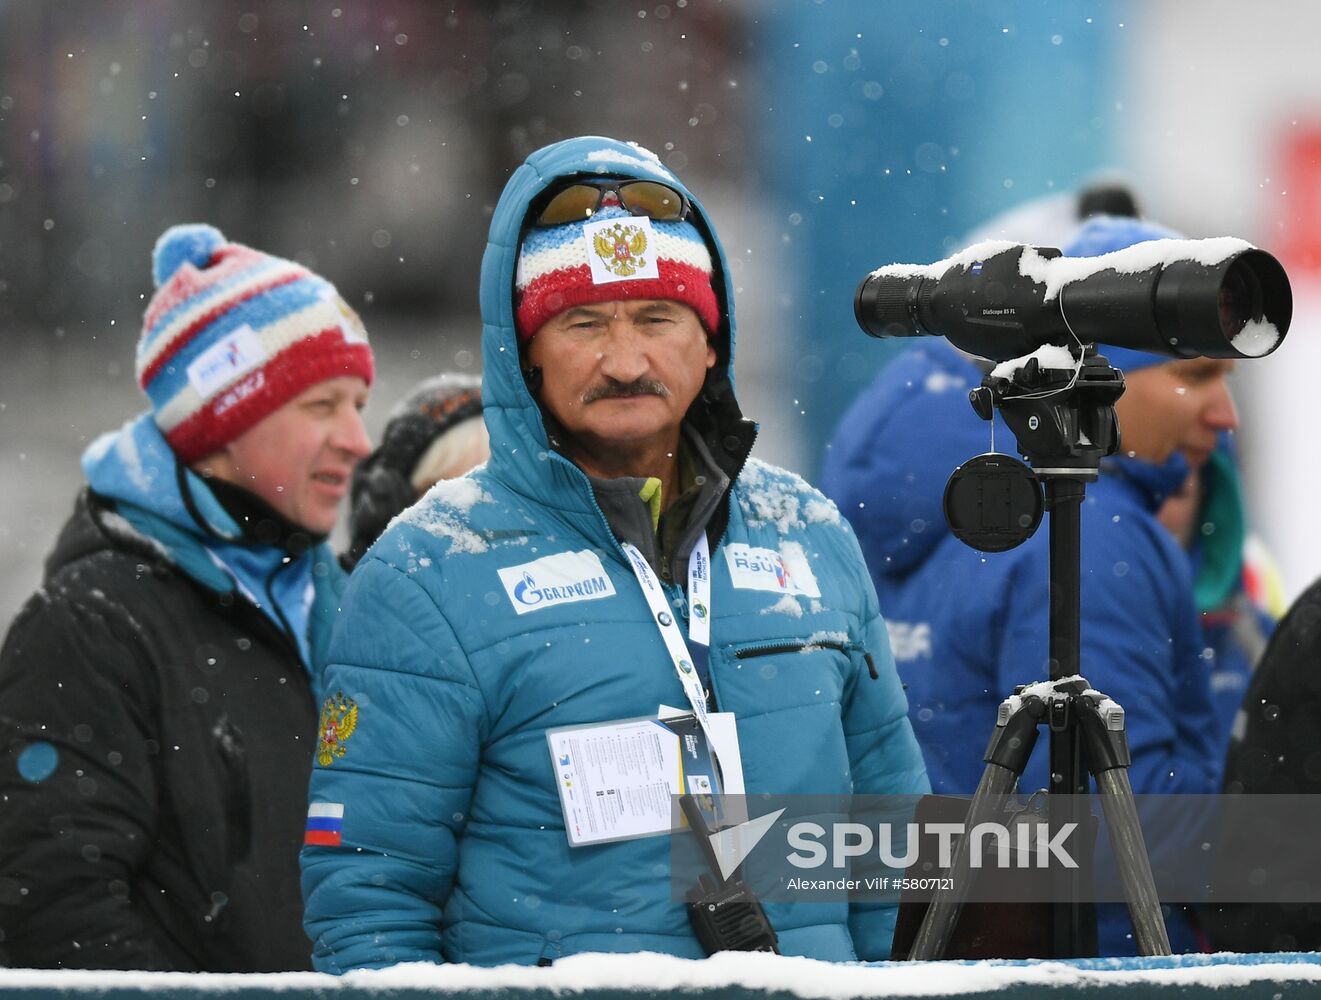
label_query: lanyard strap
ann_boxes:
[620,534,716,751]
[687,533,712,648]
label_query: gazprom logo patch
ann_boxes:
[498,550,617,615]
[724,543,821,598]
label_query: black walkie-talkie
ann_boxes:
[680,794,779,955]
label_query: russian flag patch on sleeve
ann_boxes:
[304,802,345,846]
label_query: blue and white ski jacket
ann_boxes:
[300,136,929,970]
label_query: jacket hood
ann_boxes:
[82,413,248,578]
[478,136,748,508]
[79,412,342,671]
[43,487,171,582]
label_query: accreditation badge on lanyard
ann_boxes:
[546,536,744,848]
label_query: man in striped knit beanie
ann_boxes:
[0,225,373,971]
[514,186,723,530]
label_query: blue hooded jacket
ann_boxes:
[299,137,929,970]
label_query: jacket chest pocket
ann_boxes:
[714,638,858,796]
[717,639,852,715]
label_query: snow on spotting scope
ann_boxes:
[854,239,1292,363]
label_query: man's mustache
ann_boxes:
[581,377,671,404]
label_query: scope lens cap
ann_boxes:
[943,453,1044,552]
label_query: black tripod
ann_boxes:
[906,349,1172,960]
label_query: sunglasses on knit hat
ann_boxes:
[532,179,690,227]
[516,184,719,340]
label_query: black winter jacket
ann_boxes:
[1206,576,1321,953]
[0,490,318,970]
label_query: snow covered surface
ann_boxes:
[1016,675,1087,701]
[760,593,803,618]
[1021,237,1253,301]
[1231,318,1282,357]
[736,458,819,535]
[4,952,1321,997]
[869,240,1020,282]
[394,477,493,554]
[583,143,675,180]
[872,238,1254,301]
[989,345,1079,381]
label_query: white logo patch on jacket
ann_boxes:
[887,621,933,662]
[498,550,617,615]
[723,543,820,598]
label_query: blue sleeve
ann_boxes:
[838,532,931,961]
[300,555,488,972]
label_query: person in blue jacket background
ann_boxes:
[821,216,1233,954]
[300,135,929,970]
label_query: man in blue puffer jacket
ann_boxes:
[300,136,929,970]
[822,216,1233,954]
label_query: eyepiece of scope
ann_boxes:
[855,273,924,340]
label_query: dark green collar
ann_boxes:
[588,425,729,583]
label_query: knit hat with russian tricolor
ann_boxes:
[137,224,375,463]
[515,202,719,340]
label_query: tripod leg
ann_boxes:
[907,762,1019,961]
[1094,768,1171,956]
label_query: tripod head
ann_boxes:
[977,349,1125,478]
[944,348,1125,553]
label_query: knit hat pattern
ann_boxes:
[137,224,375,463]
[515,203,719,340]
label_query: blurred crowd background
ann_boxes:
[3,0,1320,625]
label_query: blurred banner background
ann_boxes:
[2,0,1318,626]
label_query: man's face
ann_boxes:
[525,299,716,461]
[1115,357,1238,467]
[201,376,372,535]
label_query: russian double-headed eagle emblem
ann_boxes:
[316,691,359,766]
[329,293,369,344]
[592,222,649,277]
